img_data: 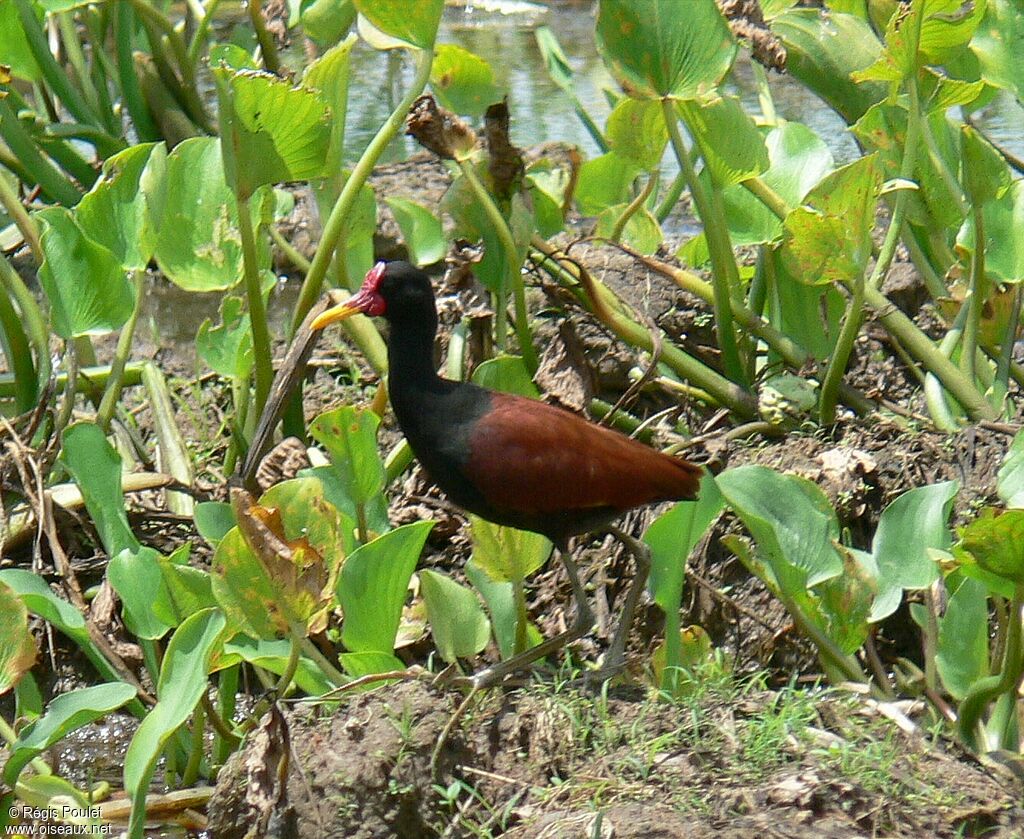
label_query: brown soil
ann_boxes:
[207,680,1023,839]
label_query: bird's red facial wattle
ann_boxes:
[310,262,388,330]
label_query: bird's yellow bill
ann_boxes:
[310,301,360,331]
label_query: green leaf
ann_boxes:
[442,176,533,293]
[194,501,237,546]
[303,35,357,169]
[957,179,1024,283]
[717,121,835,247]
[471,354,539,398]
[971,0,1024,102]
[153,137,251,292]
[338,521,434,654]
[0,581,36,695]
[124,609,226,838]
[309,405,386,507]
[61,422,140,558]
[339,651,406,679]
[645,473,722,615]
[781,154,882,286]
[936,574,989,700]
[212,479,345,638]
[469,516,551,585]
[594,204,663,254]
[606,99,667,170]
[997,429,1024,508]
[213,68,331,199]
[595,0,735,100]
[0,1,40,81]
[677,95,769,186]
[716,465,843,593]
[960,124,1011,205]
[353,0,442,50]
[430,44,503,117]
[107,547,176,640]
[223,636,333,694]
[3,682,136,785]
[575,152,640,215]
[534,25,576,94]
[36,208,133,338]
[869,481,958,621]
[815,546,876,654]
[420,570,491,662]
[958,507,1024,584]
[465,558,542,661]
[75,142,166,271]
[196,296,254,380]
[773,9,886,123]
[300,0,357,45]
[385,197,445,267]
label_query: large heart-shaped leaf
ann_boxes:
[971,0,1024,103]
[781,154,882,286]
[958,507,1024,584]
[338,521,433,654]
[469,516,551,585]
[309,406,386,507]
[716,465,843,592]
[869,480,958,621]
[936,573,989,700]
[420,570,490,663]
[214,68,331,200]
[353,0,442,50]
[606,98,667,170]
[465,558,543,661]
[595,0,735,100]
[75,142,166,271]
[153,137,267,292]
[677,95,769,187]
[957,179,1024,283]
[36,208,134,338]
[430,44,503,117]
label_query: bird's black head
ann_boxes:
[310,260,436,330]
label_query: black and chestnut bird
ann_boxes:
[312,260,701,686]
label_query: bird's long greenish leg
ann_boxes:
[469,548,594,689]
[602,525,652,673]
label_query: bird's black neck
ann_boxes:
[385,307,446,399]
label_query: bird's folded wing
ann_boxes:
[463,393,700,515]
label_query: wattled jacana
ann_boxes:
[312,261,701,686]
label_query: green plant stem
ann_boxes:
[57,12,103,122]
[456,159,537,373]
[384,438,414,484]
[819,275,865,425]
[248,0,281,74]
[186,0,224,70]
[115,4,160,142]
[865,285,995,420]
[235,194,274,422]
[0,175,42,263]
[624,249,876,415]
[97,272,144,432]
[957,591,1024,752]
[269,225,311,273]
[513,578,528,657]
[610,174,655,242]
[820,68,922,424]
[0,255,48,388]
[180,699,205,787]
[961,205,986,387]
[300,638,348,687]
[903,224,949,300]
[993,284,1021,415]
[275,629,303,698]
[741,176,790,222]
[14,0,98,127]
[665,99,745,385]
[0,98,82,206]
[291,46,434,334]
[0,715,53,778]
[53,344,79,445]
[532,241,757,418]
[0,276,36,413]
[654,169,687,222]
[212,664,241,764]
[923,303,967,431]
